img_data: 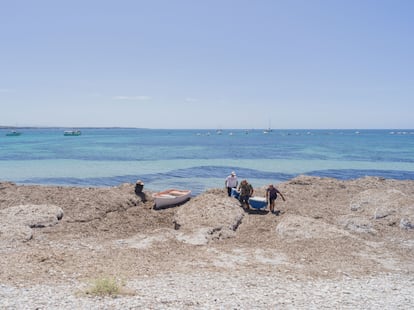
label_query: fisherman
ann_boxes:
[225,171,238,197]
[238,179,254,211]
[134,180,147,202]
[135,180,144,194]
[266,184,285,214]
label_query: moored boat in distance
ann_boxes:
[263,120,273,134]
[6,130,22,136]
[263,126,273,134]
[64,130,81,136]
[152,189,191,209]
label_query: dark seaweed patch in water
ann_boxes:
[18,167,414,196]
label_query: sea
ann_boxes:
[1,128,414,195]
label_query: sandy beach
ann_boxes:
[1,175,413,309]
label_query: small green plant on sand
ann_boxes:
[86,276,122,297]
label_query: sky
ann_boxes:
[1,0,413,129]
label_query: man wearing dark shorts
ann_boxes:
[225,171,238,196]
[238,179,254,211]
[266,184,286,213]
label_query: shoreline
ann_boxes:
[7,169,414,197]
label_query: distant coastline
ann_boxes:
[1,126,414,131]
[0,126,147,130]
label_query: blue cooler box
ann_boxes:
[248,197,267,209]
[231,188,240,199]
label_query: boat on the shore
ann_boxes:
[152,189,191,208]
[64,130,81,136]
[6,130,22,136]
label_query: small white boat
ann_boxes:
[64,130,81,136]
[6,130,22,136]
[263,120,272,134]
[152,189,191,208]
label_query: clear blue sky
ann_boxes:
[1,0,413,129]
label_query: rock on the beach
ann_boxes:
[373,206,396,219]
[349,188,414,232]
[338,215,377,234]
[349,188,407,213]
[275,214,350,240]
[0,223,33,244]
[173,191,244,245]
[400,217,414,229]
[0,204,63,245]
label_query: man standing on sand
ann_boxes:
[238,179,254,211]
[266,184,285,214]
[225,171,238,197]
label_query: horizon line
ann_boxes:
[1,126,413,131]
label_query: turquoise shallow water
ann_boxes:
[1,128,414,194]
